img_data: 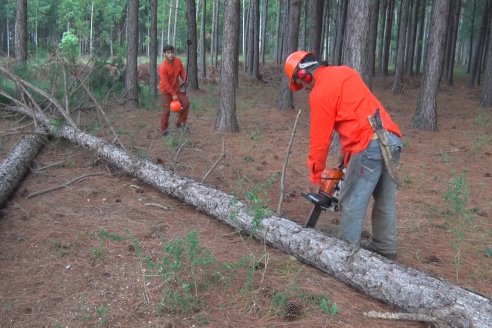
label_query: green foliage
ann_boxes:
[96,306,108,327]
[90,241,105,262]
[98,229,124,242]
[318,297,339,316]
[144,230,217,315]
[443,173,473,282]
[243,174,278,235]
[59,30,80,63]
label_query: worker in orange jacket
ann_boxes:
[284,51,403,259]
[158,45,190,135]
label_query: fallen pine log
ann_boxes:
[3,106,492,328]
[0,128,47,208]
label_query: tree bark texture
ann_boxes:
[343,0,373,88]
[14,0,28,62]
[411,0,450,131]
[414,0,427,75]
[480,16,492,107]
[468,0,491,88]
[310,0,324,58]
[392,0,410,94]
[0,129,46,208]
[368,0,380,78]
[149,0,158,97]
[333,0,348,65]
[186,0,199,90]
[5,105,492,328]
[199,0,206,79]
[277,0,300,110]
[382,0,394,76]
[214,0,240,132]
[125,0,139,107]
[444,0,460,85]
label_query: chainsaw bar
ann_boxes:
[302,192,339,228]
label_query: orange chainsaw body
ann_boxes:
[319,168,344,196]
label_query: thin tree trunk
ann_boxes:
[392,0,410,94]
[382,0,394,76]
[333,0,348,65]
[277,0,300,110]
[5,104,492,328]
[480,16,492,107]
[274,0,282,66]
[411,0,450,131]
[14,0,28,62]
[369,0,380,78]
[468,0,491,88]
[343,0,373,88]
[125,0,139,107]
[378,0,387,74]
[445,0,460,85]
[215,0,240,132]
[261,0,268,65]
[310,0,324,58]
[199,0,206,79]
[186,0,199,90]
[415,0,426,74]
[150,0,158,97]
[173,0,179,46]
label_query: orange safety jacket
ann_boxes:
[158,57,187,96]
[308,65,401,184]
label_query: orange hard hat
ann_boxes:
[284,50,313,91]
[170,100,182,112]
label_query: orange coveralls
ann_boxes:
[158,57,190,133]
[308,65,401,184]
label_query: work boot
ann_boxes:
[360,240,396,260]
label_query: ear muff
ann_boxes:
[295,68,312,83]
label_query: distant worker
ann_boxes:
[158,45,190,136]
[284,50,403,260]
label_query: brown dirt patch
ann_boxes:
[0,72,491,327]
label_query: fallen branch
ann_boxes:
[201,137,225,183]
[277,107,302,215]
[144,203,169,210]
[26,173,107,199]
[364,311,440,325]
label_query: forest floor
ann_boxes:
[0,67,491,328]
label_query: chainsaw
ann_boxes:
[302,167,344,228]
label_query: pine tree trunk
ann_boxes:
[392,0,410,94]
[411,0,450,131]
[199,0,206,79]
[414,0,426,74]
[368,0,380,78]
[214,0,240,132]
[125,0,139,107]
[186,0,199,90]
[382,0,394,76]
[344,0,373,88]
[468,0,491,88]
[14,0,28,62]
[480,17,492,107]
[332,0,347,65]
[0,129,46,208]
[149,0,158,97]
[277,0,300,110]
[309,0,324,58]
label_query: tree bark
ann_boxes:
[276,0,301,110]
[468,0,491,88]
[214,0,240,132]
[480,16,492,108]
[149,0,158,97]
[343,0,373,88]
[368,0,380,78]
[444,0,460,85]
[382,0,394,76]
[392,0,410,94]
[414,0,427,75]
[186,0,199,90]
[14,0,28,62]
[199,0,206,79]
[332,0,348,65]
[411,0,450,131]
[5,104,492,328]
[0,129,46,208]
[309,0,324,58]
[125,0,139,107]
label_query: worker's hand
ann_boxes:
[308,182,320,193]
[172,95,178,100]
